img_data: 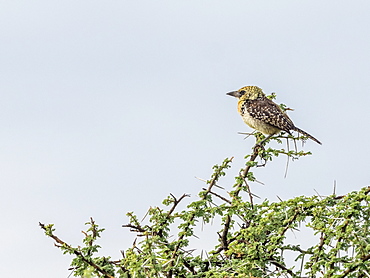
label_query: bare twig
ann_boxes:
[122,223,146,233]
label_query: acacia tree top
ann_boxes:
[41,121,370,278]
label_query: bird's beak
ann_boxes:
[226,91,240,98]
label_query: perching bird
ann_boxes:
[227,86,321,145]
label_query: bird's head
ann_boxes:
[227,86,265,100]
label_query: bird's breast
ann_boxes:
[241,112,281,135]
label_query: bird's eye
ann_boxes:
[239,90,246,96]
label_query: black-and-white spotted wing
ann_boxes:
[245,97,295,133]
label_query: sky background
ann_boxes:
[1,1,370,277]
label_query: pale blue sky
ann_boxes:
[1,1,370,277]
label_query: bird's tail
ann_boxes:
[293,127,322,145]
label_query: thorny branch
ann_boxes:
[122,193,189,236]
[217,146,260,254]
[339,254,370,278]
[122,193,193,276]
[39,221,114,278]
[167,193,189,217]
[203,188,231,204]
[167,158,233,277]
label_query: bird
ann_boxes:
[227,85,322,145]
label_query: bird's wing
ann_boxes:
[246,98,295,133]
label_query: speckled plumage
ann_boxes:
[227,86,321,145]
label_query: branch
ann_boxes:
[339,254,370,278]
[39,222,114,278]
[235,146,260,198]
[270,259,299,278]
[157,193,189,237]
[167,193,189,217]
[202,188,231,204]
[218,148,260,253]
[167,157,233,277]
[121,223,146,233]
